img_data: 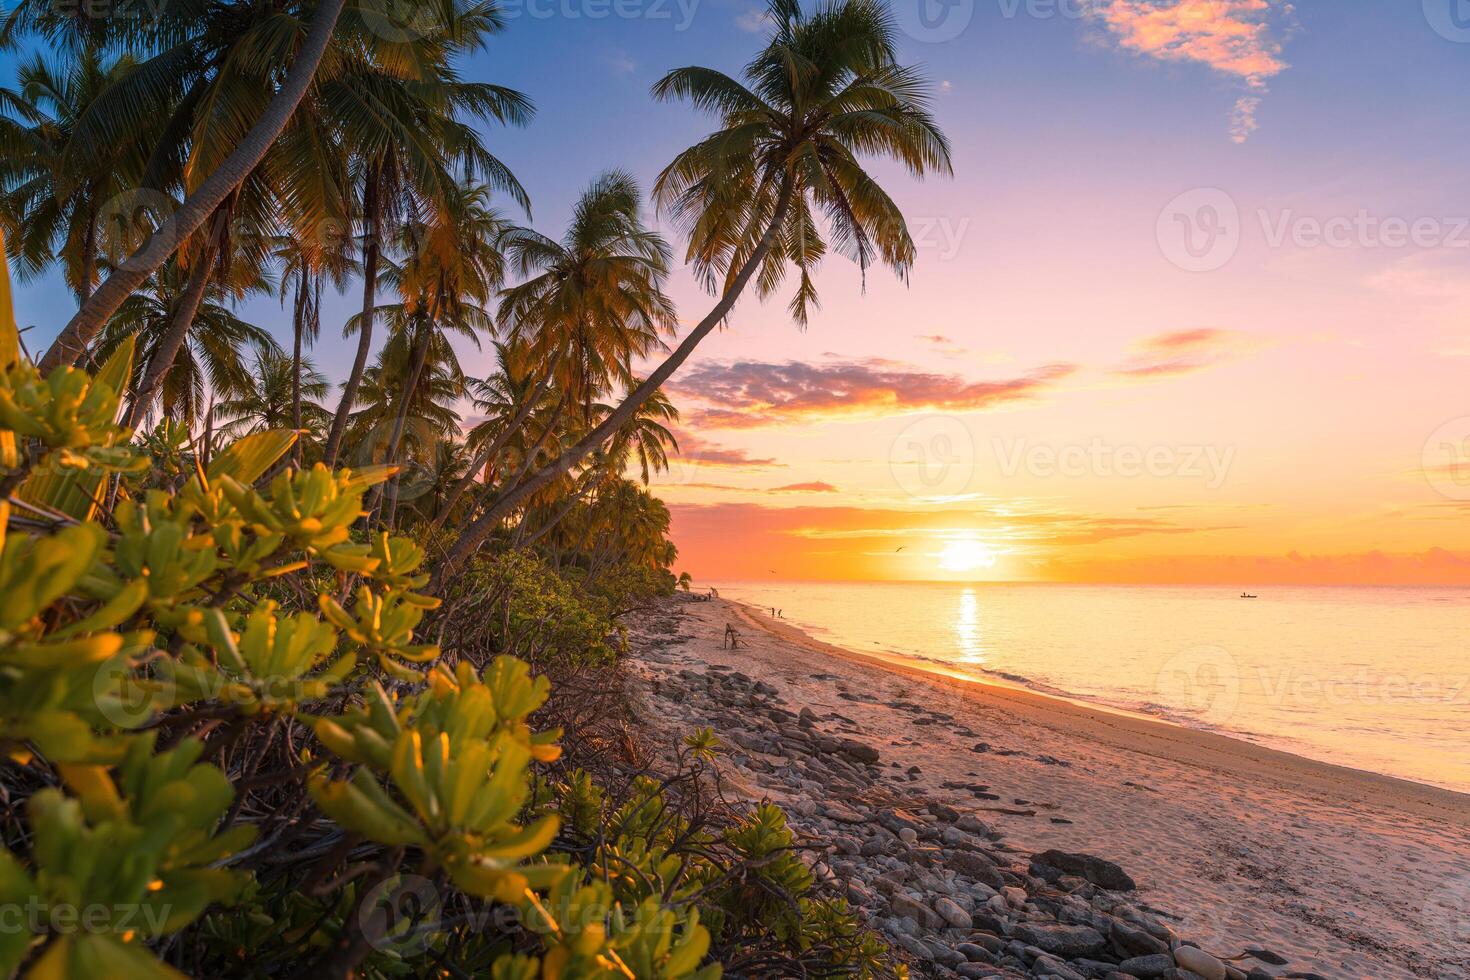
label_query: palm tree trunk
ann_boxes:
[38,0,348,374]
[291,274,306,466]
[323,165,381,468]
[429,349,564,529]
[125,239,219,429]
[433,176,796,588]
[77,204,98,305]
[376,323,432,529]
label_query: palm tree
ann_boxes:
[364,182,502,526]
[32,0,351,371]
[437,0,951,582]
[214,349,331,442]
[432,172,674,522]
[318,33,533,466]
[93,258,279,427]
[273,229,357,462]
[601,385,679,484]
[0,49,151,304]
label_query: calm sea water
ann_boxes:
[714,581,1470,793]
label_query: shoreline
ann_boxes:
[627,594,1470,979]
[721,597,1470,822]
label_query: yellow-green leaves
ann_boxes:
[205,429,297,485]
[0,523,105,637]
[163,605,351,714]
[309,658,566,904]
[319,586,439,680]
[0,737,253,977]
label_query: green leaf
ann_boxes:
[94,336,136,425]
[207,430,298,485]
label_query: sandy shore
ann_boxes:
[627,595,1470,979]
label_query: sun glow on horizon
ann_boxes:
[937,537,998,573]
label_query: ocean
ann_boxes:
[713,581,1470,793]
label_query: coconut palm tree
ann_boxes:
[432,172,674,522]
[214,349,331,442]
[600,385,679,484]
[0,49,152,304]
[93,258,279,427]
[273,228,358,462]
[31,0,351,371]
[318,40,533,466]
[437,0,951,581]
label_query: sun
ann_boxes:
[937,538,997,573]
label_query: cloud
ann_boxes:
[1087,0,1293,142]
[735,6,772,31]
[671,359,1076,428]
[669,428,783,468]
[770,481,839,493]
[1113,327,1240,378]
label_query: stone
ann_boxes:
[898,827,919,845]
[1002,886,1028,908]
[1173,946,1227,980]
[1009,923,1107,959]
[956,814,994,836]
[890,894,942,930]
[1117,953,1177,977]
[954,941,992,963]
[930,802,961,821]
[838,738,881,765]
[1031,849,1137,891]
[933,896,971,929]
[1111,918,1170,957]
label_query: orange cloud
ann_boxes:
[669,428,783,468]
[770,481,838,493]
[1089,0,1293,142]
[671,359,1076,428]
[1114,327,1240,378]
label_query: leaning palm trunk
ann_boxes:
[38,0,348,374]
[125,239,219,429]
[323,171,381,467]
[432,177,795,588]
[429,349,565,530]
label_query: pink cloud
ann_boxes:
[671,359,1076,428]
[1114,328,1240,378]
[770,481,839,493]
[1089,0,1293,142]
[670,428,783,468]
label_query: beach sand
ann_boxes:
[627,595,1470,979]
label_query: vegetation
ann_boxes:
[0,0,946,974]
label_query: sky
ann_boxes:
[8,0,1470,584]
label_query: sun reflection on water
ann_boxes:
[954,588,985,663]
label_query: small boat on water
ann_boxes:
[1240,592,1258,599]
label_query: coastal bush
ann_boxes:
[0,303,895,977]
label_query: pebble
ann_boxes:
[1173,946,1227,980]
